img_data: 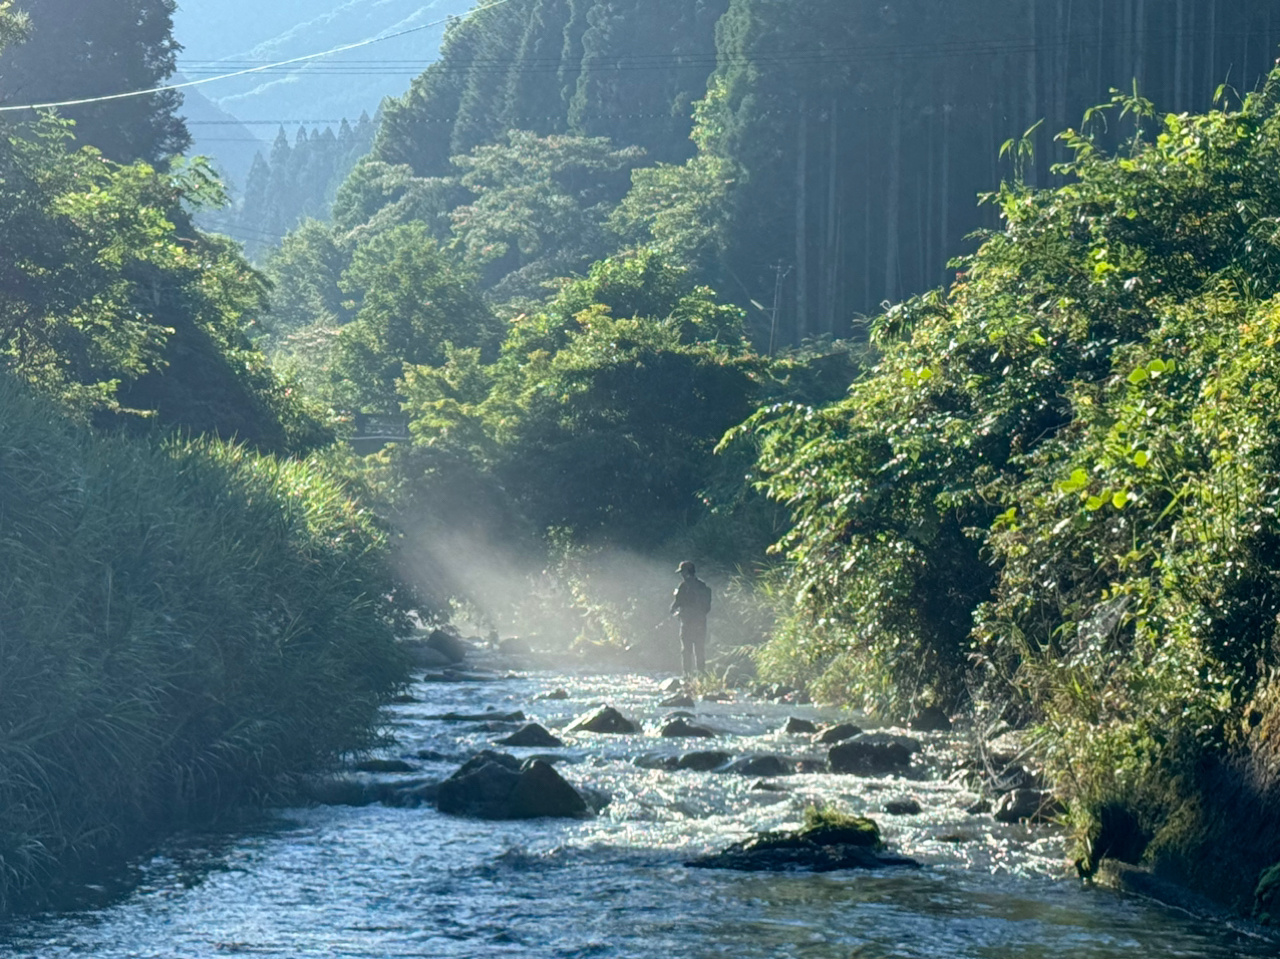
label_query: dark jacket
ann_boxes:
[671,576,712,621]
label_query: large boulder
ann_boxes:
[565,705,641,735]
[497,723,564,748]
[816,722,863,744]
[507,760,588,818]
[660,718,716,738]
[436,752,587,819]
[828,735,915,775]
[425,628,470,664]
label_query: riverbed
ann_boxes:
[0,666,1274,958]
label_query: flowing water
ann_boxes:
[1,666,1275,958]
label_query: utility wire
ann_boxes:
[0,0,516,114]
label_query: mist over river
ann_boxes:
[1,667,1273,959]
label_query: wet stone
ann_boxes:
[425,628,470,663]
[353,758,416,774]
[661,718,716,738]
[660,694,696,708]
[435,752,587,820]
[534,688,570,701]
[565,705,641,735]
[816,722,863,744]
[752,781,789,793]
[676,751,732,771]
[727,755,794,777]
[497,723,564,748]
[884,797,923,816]
[659,678,684,693]
[783,717,818,735]
[828,736,914,775]
[430,710,528,724]
[687,817,920,873]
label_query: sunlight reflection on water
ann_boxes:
[0,668,1274,958]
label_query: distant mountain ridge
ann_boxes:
[172,0,476,127]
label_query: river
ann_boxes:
[0,666,1275,958]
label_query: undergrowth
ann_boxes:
[0,375,409,912]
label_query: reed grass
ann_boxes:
[0,375,408,912]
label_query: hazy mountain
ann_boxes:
[172,0,475,128]
[179,83,267,189]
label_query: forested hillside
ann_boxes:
[212,114,378,259]
[368,0,1280,345]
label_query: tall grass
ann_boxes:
[0,375,408,911]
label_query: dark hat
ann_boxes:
[677,560,696,574]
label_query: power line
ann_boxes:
[0,0,517,114]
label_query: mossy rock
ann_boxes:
[800,805,882,847]
[1255,863,1280,925]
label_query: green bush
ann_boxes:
[742,74,1280,905]
[0,376,408,912]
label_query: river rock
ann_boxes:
[701,690,733,702]
[884,797,923,816]
[430,710,527,723]
[677,751,733,771]
[497,723,564,748]
[828,736,914,775]
[750,779,789,792]
[633,753,679,770]
[400,640,454,669]
[661,718,716,738]
[466,721,525,733]
[353,758,417,774]
[660,694,696,708]
[535,688,570,701]
[728,755,794,777]
[816,722,863,744]
[498,636,533,655]
[660,678,684,693]
[424,628,470,664]
[686,817,920,872]
[391,694,418,704]
[909,705,953,732]
[993,788,1061,823]
[783,717,818,735]
[436,752,587,819]
[565,705,641,735]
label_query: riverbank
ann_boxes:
[0,377,409,913]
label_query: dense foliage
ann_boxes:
[0,375,408,911]
[0,0,187,162]
[353,0,1280,350]
[0,115,330,452]
[744,76,1280,909]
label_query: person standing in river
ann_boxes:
[670,561,712,676]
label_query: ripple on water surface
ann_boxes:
[0,670,1275,958]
